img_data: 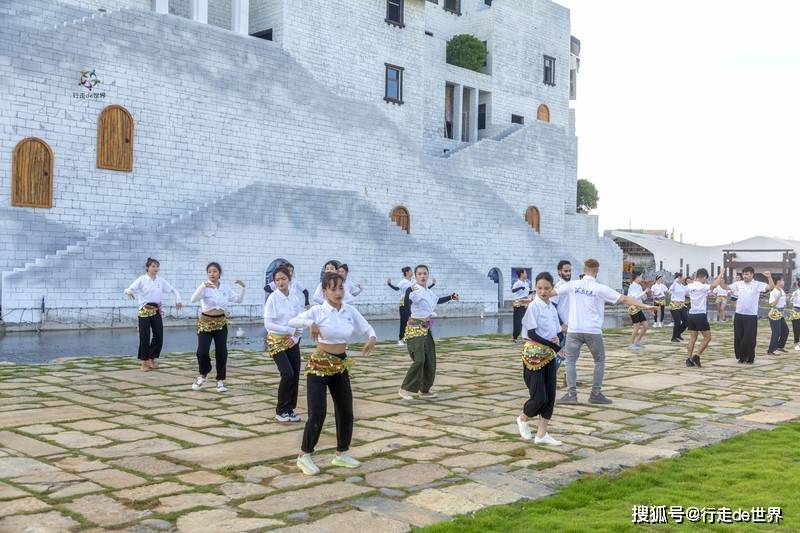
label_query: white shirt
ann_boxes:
[521,297,560,342]
[627,282,646,303]
[407,284,452,320]
[730,280,769,316]
[263,289,303,343]
[288,301,375,345]
[713,286,730,298]
[313,279,361,305]
[555,276,622,335]
[792,290,800,307]
[686,281,711,315]
[552,277,570,325]
[191,282,245,313]
[769,288,786,309]
[669,281,689,303]
[511,279,531,302]
[125,275,181,309]
[651,282,668,299]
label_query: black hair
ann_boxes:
[632,271,642,280]
[535,271,554,286]
[145,257,160,269]
[772,274,783,283]
[673,272,683,279]
[338,263,349,273]
[655,274,663,281]
[206,262,222,275]
[517,270,526,278]
[323,260,340,271]
[696,268,709,279]
[557,260,571,271]
[415,264,429,274]
[401,266,412,275]
[283,261,294,270]
[321,272,344,291]
[273,265,292,282]
[742,266,755,274]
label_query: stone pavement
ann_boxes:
[1,324,799,532]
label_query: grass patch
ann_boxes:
[420,423,800,533]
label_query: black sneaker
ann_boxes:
[671,338,681,343]
[558,392,578,404]
[588,392,612,405]
[692,354,701,368]
[685,357,695,367]
[737,359,744,364]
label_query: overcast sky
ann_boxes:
[558,0,800,245]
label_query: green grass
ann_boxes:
[420,423,800,533]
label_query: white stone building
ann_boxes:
[0,0,621,327]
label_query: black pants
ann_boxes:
[794,319,800,344]
[513,306,526,340]
[399,305,411,340]
[653,305,665,323]
[301,370,353,454]
[733,313,758,363]
[273,344,301,415]
[196,326,228,380]
[670,308,688,340]
[137,314,163,360]
[523,358,557,419]
[768,318,789,353]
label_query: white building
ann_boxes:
[0,0,621,327]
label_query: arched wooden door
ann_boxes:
[525,206,540,232]
[12,137,53,208]
[390,206,410,234]
[537,104,550,123]
[97,105,134,171]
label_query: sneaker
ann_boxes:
[275,412,292,422]
[296,454,320,476]
[397,339,405,347]
[588,392,613,405]
[516,416,532,440]
[777,348,788,353]
[558,392,578,404]
[191,376,206,390]
[512,338,519,344]
[685,357,695,367]
[288,411,302,422]
[692,354,701,368]
[795,344,800,351]
[216,380,228,393]
[634,342,644,348]
[737,359,744,364]
[419,391,438,399]
[670,338,681,343]
[628,344,639,350]
[534,433,562,446]
[331,453,361,469]
[398,389,414,400]
[766,351,776,356]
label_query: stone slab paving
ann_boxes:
[0,324,798,531]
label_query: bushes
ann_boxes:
[446,34,487,72]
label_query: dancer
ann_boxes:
[312,260,341,304]
[516,272,562,446]
[719,267,774,364]
[685,269,723,368]
[265,261,310,310]
[767,275,789,355]
[713,285,730,322]
[668,273,689,342]
[398,265,459,400]
[388,267,414,347]
[551,260,572,347]
[626,272,651,349]
[511,270,533,344]
[288,272,377,475]
[337,264,363,303]
[124,258,182,371]
[790,279,800,351]
[650,275,668,328]
[264,265,303,422]
[190,262,246,392]
[555,259,656,405]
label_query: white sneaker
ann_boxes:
[634,342,643,348]
[419,391,438,399]
[216,380,228,393]
[628,344,640,350]
[534,433,562,446]
[397,339,405,346]
[795,344,800,352]
[516,416,532,440]
[275,412,292,422]
[398,389,414,400]
[296,454,320,476]
[191,376,206,390]
[331,453,361,468]
[288,411,302,422]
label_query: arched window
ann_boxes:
[390,206,410,234]
[97,105,134,171]
[537,104,550,123]
[12,137,53,208]
[525,206,540,232]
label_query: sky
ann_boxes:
[557,0,800,245]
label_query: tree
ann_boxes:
[576,179,598,213]
[446,34,487,72]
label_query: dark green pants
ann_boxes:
[401,332,436,393]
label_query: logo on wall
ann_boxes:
[74,69,106,99]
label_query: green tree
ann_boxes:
[446,34,487,72]
[576,179,598,213]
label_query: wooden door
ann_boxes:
[525,206,540,232]
[12,137,53,208]
[390,206,410,234]
[97,105,134,171]
[537,104,550,123]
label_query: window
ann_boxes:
[537,104,550,123]
[386,0,404,27]
[427,0,438,3]
[511,114,524,125]
[97,105,134,171]
[12,137,53,208]
[384,64,404,104]
[252,28,272,41]
[390,206,410,234]
[478,104,486,130]
[482,40,488,67]
[543,55,556,86]
[443,0,460,15]
[525,206,540,233]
